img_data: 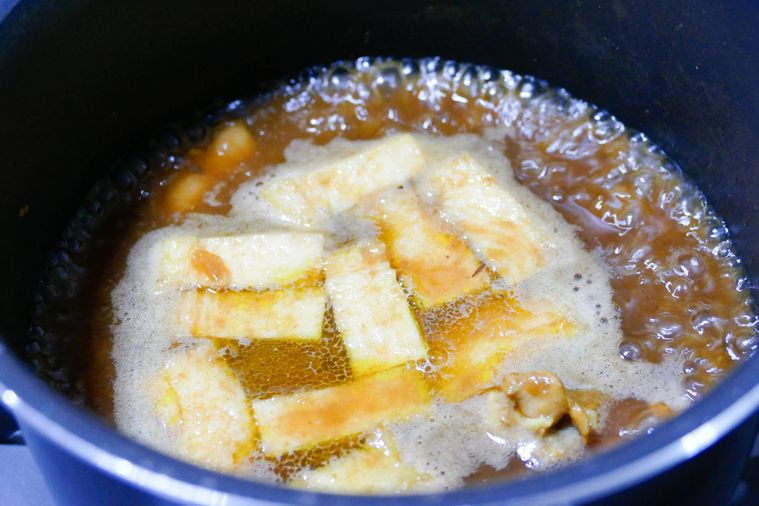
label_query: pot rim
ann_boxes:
[1,339,758,506]
[2,4,758,502]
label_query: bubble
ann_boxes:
[682,360,697,375]
[113,168,136,190]
[400,59,420,77]
[329,67,351,89]
[619,341,642,361]
[590,111,624,144]
[442,60,459,79]
[685,378,706,400]
[674,252,703,276]
[26,340,42,356]
[126,157,149,179]
[712,241,733,259]
[734,314,758,328]
[185,123,208,144]
[375,67,400,91]
[355,56,375,71]
[157,131,182,151]
[50,250,73,267]
[734,334,758,353]
[86,199,104,216]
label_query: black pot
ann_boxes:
[1,1,759,504]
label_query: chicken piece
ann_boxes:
[194,122,256,177]
[152,341,258,471]
[252,365,431,456]
[177,286,325,340]
[419,153,544,284]
[261,134,425,227]
[498,372,570,435]
[370,188,488,307]
[163,172,214,216]
[567,389,607,441]
[325,239,427,377]
[290,428,433,494]
[484,372,607,439]
[157,232,323,290]
[427,292,576,402]
[515,426,585,470]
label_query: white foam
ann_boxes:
[111,131,687,488]
[390,398,517,490]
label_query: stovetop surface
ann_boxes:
[1,439,758,506]
[0,445,54,506]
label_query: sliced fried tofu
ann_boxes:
[290,428,433,493]
[427,292,575,403]
[371,189,488,307]
[420,153,544,284]
[261,134,425,226]
[152,341,258,471]
[157,232,323,290]
[178,286,326,340]
[325,239,427,377]
[252,365,431,456]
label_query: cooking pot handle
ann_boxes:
[0,383,22,444]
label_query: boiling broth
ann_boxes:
[29,58,757,491]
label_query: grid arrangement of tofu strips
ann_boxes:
[152,134,605,492]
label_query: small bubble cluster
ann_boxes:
[267,434,365,481]
[216,307,352,399]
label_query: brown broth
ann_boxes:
[29,58,757,480]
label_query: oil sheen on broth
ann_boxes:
[29,58,757,493]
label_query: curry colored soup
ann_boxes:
[29,58,757,493]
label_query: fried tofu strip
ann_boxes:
[178,286,326,340]
[325,239,427,377]
[153,342,258,471]
[420,153,544,284]
[252,365,431,456]
[290,429,432,493]
[371,189,488,307]
[427,292,575,403]
[261,134,425,226]
[157,232,323,290]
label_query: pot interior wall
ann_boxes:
[1,0,758,382]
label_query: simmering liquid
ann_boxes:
[29,58,757,492]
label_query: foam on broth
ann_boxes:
[111,132,687,489]
[28,58,756,491]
